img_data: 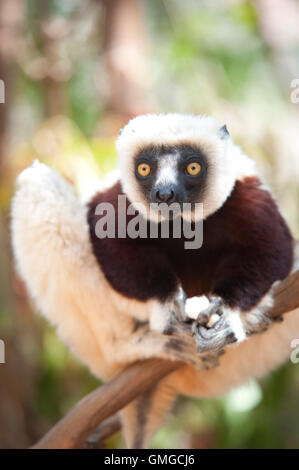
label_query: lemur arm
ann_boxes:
[216,178,292,303]
[192,177,294,345]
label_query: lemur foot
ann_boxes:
[160,293,236,365]
[153,291,266,369]
[185,296,243,355]
[160,320,200,367]
[151,316,222,369]
[192,314,238,354]
[160,305,229,369]
[161,289,277,367]
[191,293,277,354]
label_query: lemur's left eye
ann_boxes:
[137,163,151,177]
[186,162,201,176]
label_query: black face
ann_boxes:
[134,144,208,207]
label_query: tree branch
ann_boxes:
[269,270,299,318]
[79,415,121,449]
[31,359,181,449]
[32,266,299,449]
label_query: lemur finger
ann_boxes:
[197,297,224,325]
[184,295,210,322]
[193,316,237,354]
[171,287,187,322]
[184,295,223,326]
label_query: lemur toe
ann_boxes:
[185,295,223,327]
[193,315,237,354]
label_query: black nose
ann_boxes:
[155,188,176,203]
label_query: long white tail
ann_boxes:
[11,161,112,379]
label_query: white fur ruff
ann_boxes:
[117,114,256,220]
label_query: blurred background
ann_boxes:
[0,0,299,449]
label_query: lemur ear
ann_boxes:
[118,127,135,135]
[218,124,229,139]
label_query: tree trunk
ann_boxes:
[98,0,153,136]
[0,0,25,167]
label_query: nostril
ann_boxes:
[169,190,175,202]
[155,189,176,203]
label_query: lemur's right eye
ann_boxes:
[186,162,201,176]
[137,163,151,177]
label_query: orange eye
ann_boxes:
[186,162,201,176]
[137,163,151,177]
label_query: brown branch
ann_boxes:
[269,270,299,318]
[32,267,299,449]
[79,415,121,449]
[31,359,181,449]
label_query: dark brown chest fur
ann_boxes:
[152,215,232,298]
[87,178,293,311]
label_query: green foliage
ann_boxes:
[36,321,101,421]
[1,0,299,449]
[68,62,101,136]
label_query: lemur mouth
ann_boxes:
[148,201,184,220]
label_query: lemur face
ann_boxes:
[117,113,256,221]
[134,144,208,207]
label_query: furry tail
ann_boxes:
[10,161,112,379]
[121,380,177,449]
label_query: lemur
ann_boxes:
[11,114,296,449]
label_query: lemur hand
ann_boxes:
[160,292,236,369]
[183,295,238,358]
